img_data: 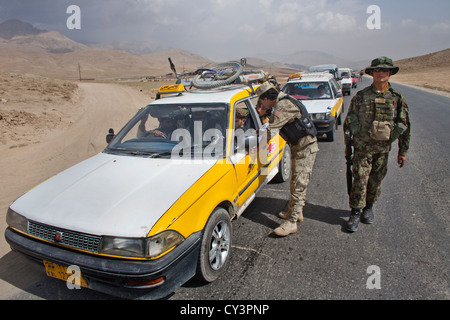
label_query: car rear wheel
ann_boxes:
[195,207,232,282]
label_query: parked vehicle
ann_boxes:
[282,72,344,141]
[351,71,358,88]
[308,64,339,80]
[338,68,352,95]
[5,65,290,299]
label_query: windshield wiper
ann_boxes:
[107,147,171,158]
[147,151,172,158]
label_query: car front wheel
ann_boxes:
[195,207,232,282]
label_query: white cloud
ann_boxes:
[400,19,416,28]
[431,20,450,32]
[315,11,356,33]
[258,0,273,9]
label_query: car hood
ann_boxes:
[301,99,336,114]
[11,153,216,238]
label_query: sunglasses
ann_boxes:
[372,68,391,72]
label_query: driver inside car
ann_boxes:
[137,114,177,139]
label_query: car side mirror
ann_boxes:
[336,92,343,98]
[106,128,115,144]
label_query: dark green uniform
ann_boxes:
[345,83,410,209]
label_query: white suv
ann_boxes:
[282,72,344,141]
[338,67,352,96]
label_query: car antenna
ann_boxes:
[168,57,181,84]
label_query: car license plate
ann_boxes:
[43,260,87,288]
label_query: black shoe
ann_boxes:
[346,209,361,232]
[361,203,374,224]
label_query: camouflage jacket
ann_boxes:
[268,92,317,150]
[345,83,410,156]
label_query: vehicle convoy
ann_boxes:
[308,64,339,80]
[5,62,290,299]
[338,67,353,95]
[351,71,358,88]
[282,72,344,141]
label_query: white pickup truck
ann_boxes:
[338,68,353,96]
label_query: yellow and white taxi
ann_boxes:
[282,72,344,141]
[5,82,289,299]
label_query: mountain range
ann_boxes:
[0,19,376,79]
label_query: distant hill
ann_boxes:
[263,50,367,71]
[394,48,450,72]
[0,19,45,40]
[0,30,89,53]
[391,48,450,94]
[0,18,296,80]
[0,19,358,79]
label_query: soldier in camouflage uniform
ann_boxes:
[256,82,319,236]
[344,57,411,232]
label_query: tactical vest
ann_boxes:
[357,87,399,141]
[278,95,317,145]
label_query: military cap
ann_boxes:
[365,56,399,75]
[255,81,277,96]
[236,108,248,119]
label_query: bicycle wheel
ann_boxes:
[192,62,243,89]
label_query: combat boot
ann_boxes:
[346,208,361,232]
[361,203,374,224]
[278,211,303,222]
[273,221,297,237]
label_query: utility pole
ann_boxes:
[78,63,82,81]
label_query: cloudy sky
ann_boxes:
[0,0,449,62]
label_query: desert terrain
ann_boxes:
[391,48,450,96]
[0,21,449,298]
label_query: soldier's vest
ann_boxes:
[278,95,317,145]
[357,87,400,141]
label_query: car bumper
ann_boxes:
[5,227,201,300]
[313,118,335,135]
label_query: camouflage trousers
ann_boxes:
[349,150,389,209]
[286,141,319,223]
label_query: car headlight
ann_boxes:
[313,112,331,120]
[6,207,28,233]
[99,230,184,259]
[147,231,185,258]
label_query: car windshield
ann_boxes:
[282,81,332,100]
[105,103,228,159]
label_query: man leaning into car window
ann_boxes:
[256,82,319,237]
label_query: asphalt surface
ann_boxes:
[2,77,449,302]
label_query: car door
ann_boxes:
[230,95,283,213]
[231,98,261,207]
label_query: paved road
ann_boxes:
[1,77,448,300]
[169,78,450,300]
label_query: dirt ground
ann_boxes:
[0,71,447,298]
